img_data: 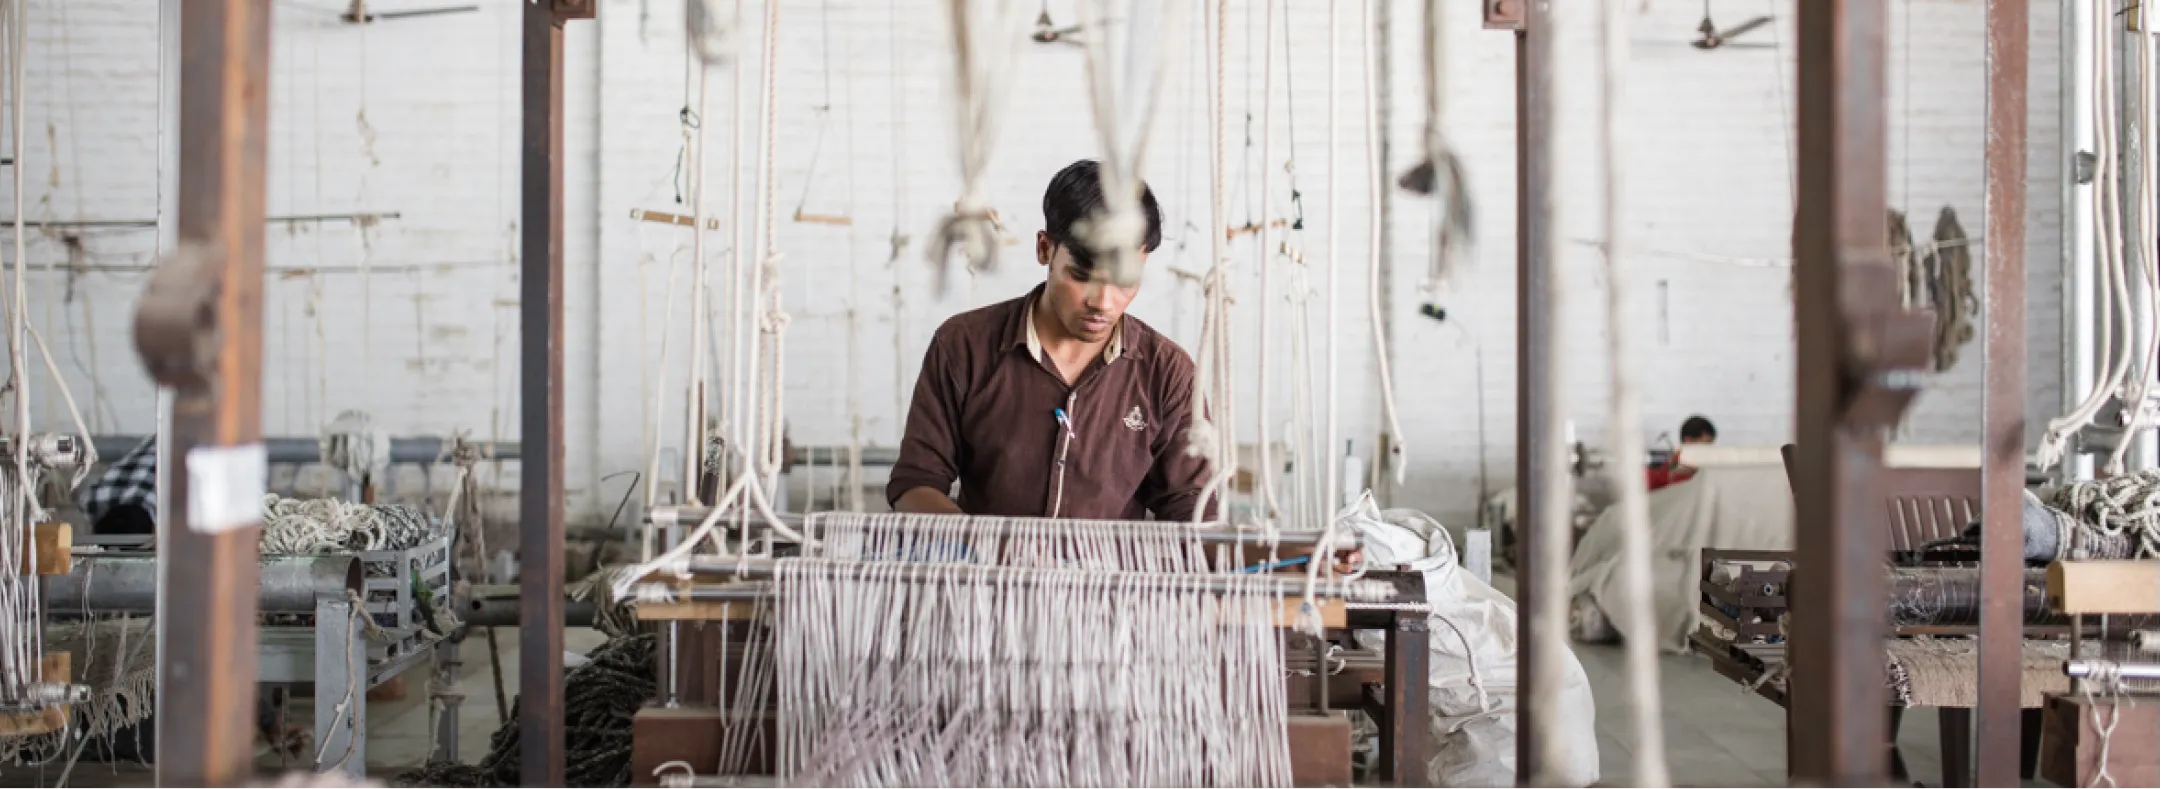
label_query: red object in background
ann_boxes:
[1646,461,1696,491]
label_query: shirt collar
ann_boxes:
[1023,290,1124,365]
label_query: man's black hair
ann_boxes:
[1680,415,1717,442]
[1042,159,1164,272]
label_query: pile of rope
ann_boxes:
[260,494,443,555]
[2044,470,2161,559]
[394,634,655,788]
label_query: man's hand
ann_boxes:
[894,486,965,515]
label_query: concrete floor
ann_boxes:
[1,626,1962,788]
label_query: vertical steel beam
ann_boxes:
[1976,0,2031,781]
[520,1,571,785]
[1790,0,1913,783]
[1514,0,1566,781]
[140,1,272,785]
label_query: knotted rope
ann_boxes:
[1073,0,1189,288]
[320,410,392,488]
[924,0,1030,294]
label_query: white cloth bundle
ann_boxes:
[1338,495,1601,787]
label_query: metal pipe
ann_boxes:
[1978,0,2033,779]
[2065,659,2161,681]
[458,587,595,627]
[45,555,361,615]
[2064,0,2097,482]
[1515,1,1569,781]
[654,560,1404,602]
[88,435,520,465]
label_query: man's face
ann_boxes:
[1681,435,1712,445]
[1038,231,1141,343]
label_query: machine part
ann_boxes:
[649,561,1401,602]
[459,586,596,627]
[44,554,362,614]
[0,434,85,470]
[648,506,1368,550]
[2064,659,2161,682]
[314,596,367,779]
[0,682,91,711]
[89,435,519,466]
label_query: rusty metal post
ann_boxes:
[1790,0,1925,783]
[1976,0,2030,781]
[519,0,590,785]
[134,0,273,785]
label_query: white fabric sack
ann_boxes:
[1568,464,1794,651]
[1338,494,1601,788]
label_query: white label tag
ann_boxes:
[187,443,266,535]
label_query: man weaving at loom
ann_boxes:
[889,159,1216,522]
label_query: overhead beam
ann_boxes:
[137,0,273,784]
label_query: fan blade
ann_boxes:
[1719,15,1773,39]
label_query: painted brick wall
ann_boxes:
[2,0,2066,529]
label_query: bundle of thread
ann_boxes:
[394,634,655,788]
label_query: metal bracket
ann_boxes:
[133,242,226,394]
[1484,0,1525,31]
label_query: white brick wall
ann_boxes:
[1,0,2067,529]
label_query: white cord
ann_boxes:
[1360,0,1406,489]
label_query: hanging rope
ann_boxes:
[1399,0,1474,296]
[2037,0,2160,474]
[1073,0,1190,289]
[924,0,1030,296]
[1359,0,1406,488]
[1185,0,1237,525]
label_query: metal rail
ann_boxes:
[645,559,1403,602]
[44,554,361,614]
[87,435,520,465]
[646,507,1365,549]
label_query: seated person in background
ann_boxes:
[1645,415,1715,491]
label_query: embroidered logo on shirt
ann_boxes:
[1123,406,1147,432]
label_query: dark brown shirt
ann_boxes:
[887,285,1217,521]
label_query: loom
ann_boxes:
[622,511,1435,788]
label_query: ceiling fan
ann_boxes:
[1689,0,1774,51]
[1031,1,1096,47]
[340,1,480,24]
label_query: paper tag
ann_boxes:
[187,443,267,535]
